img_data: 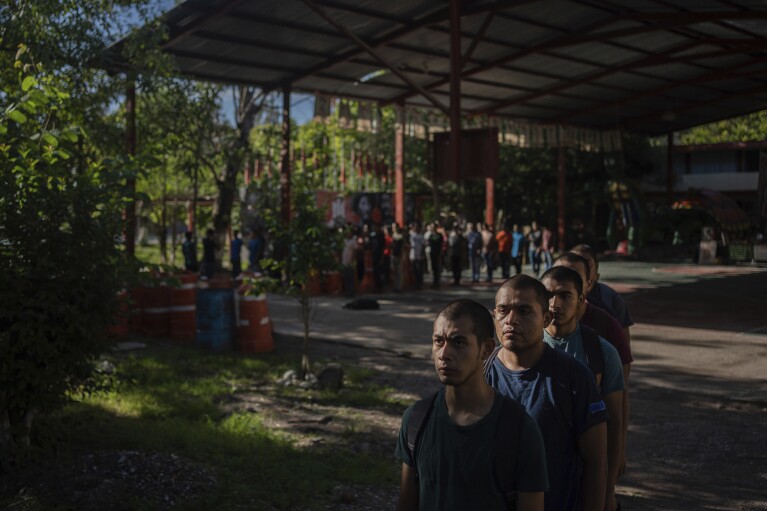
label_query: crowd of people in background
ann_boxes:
[181,218,555,292]
[335,219,556,295]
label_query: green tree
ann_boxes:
[262,189,341,379]
[0,52,131,469]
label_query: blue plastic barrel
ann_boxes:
[196,288,235,351]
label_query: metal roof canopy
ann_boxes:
[110,0,767,136]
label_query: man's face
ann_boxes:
[543,278,582,330]
[581,255,598,289]
[493,287,551,354]
[432,314,487,386]
[553,260,590,299]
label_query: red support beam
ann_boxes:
[485,177,495,228]
[449,0,462,184]
[280,88,291,225]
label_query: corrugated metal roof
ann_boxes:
[103,0,767,134]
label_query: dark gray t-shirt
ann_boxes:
[395,388,548,510]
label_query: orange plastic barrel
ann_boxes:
[305,273,322,296]
[141,283,170,337]
[236,290,274,354]
[170,273,197,341]
[323,271,343,295]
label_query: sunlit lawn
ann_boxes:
[12,342,401,510]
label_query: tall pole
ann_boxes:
[667,131,674,205]
[395,105,405,227]
[557,141,566,252]
[449,0,462,184]
[281,88,292,225]
[125,76,137,256]
[485,177,494,227]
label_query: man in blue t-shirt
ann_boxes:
[541,266,624,511]
[230,230,243,278]
[511,224,526,275]
[396,299,548,511]
[486,275,607,511]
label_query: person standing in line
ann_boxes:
[447,222,465,286]
[230,230,243,278]
[370,224,385,292]
[540,266,625,511]
[409,223,425,290]
[383,224,393,288]
[528,221,543,276]
[481,223,497,282]
[423,223,434,275]
[355,224,368,285]
[395,299,548,511]
[341,227,358,297]
[486,275,608,511]
[182,231,198,273]
[466,222,482,283]
[390,223,405,292]
[571,244,634,347]
[201,228,217,279]
[511,224,526,275]
[541,225,554,271]
[496,223,512,279]
[428,222,444,289]
[248,228,264,274]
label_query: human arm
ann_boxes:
[516,492,544,511]
[396,463,419,511]
[603,390,623,510]
[620,363,631,476]
[578,422,607,511]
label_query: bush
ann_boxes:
[0,52,132,469]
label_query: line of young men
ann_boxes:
[395,245,633,511]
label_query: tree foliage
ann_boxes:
[681,110,767,145]
[0,50,132,469]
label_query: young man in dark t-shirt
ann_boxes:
[486,275,608,511]
[395,299,548,511]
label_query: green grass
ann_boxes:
[10,343,402,510]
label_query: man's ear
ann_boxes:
[578,294,585,306]
[543,309,553,326]
[481,338,495,359]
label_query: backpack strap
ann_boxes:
[580,324,605,389]
[484,345,503,380]
[406,392,439,479]
[493,396,525,510]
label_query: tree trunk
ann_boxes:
[212,97,254,269]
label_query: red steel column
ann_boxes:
[449,0,461,183]
[280,88,291,224]
[485,177,494,227]
[125,76,137,256]
[557,143,566,252]
[395,107,405,227]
